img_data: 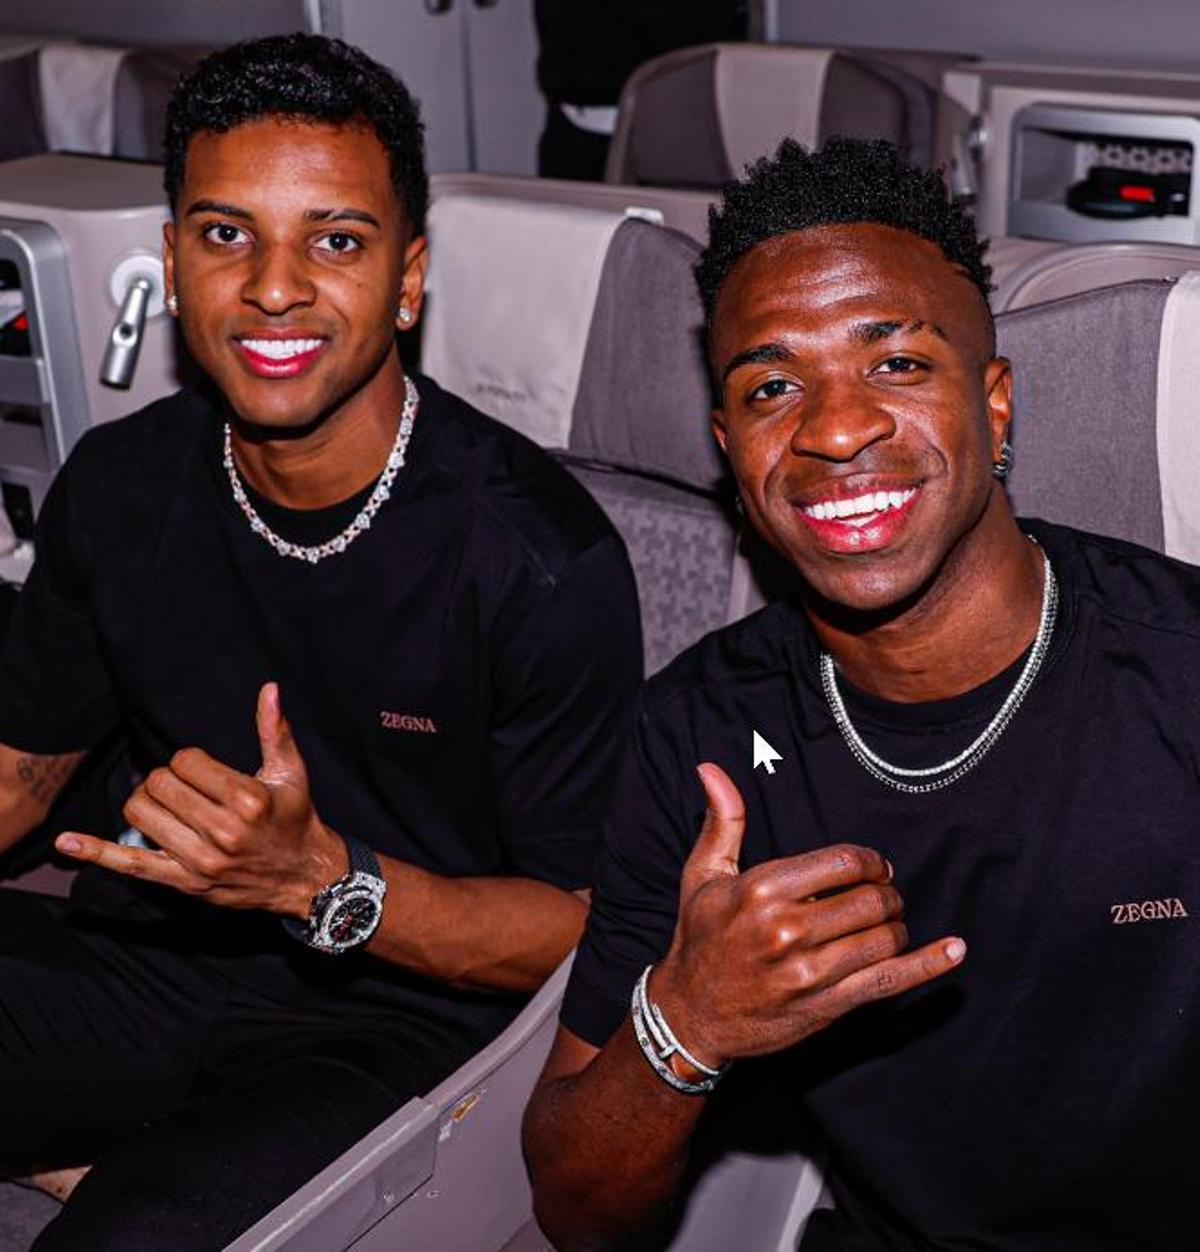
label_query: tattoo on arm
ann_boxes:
[14,753,79,809]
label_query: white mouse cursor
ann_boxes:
[753,730,783,775]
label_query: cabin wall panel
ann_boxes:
[0,0,314,45]
[776,0,1200,73]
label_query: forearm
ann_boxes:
[524,1027,706,1251]
[368,857,589,992]
[0,748,84,857]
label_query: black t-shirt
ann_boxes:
[564,521,1200,1250]
[0,373,642,1046]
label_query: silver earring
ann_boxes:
[397,306,413,325]
[166,293,179,315]
[992,439,1014,481]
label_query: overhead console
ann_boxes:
[946,63,1200,245]
[1012,104,1198,244]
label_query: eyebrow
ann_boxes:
[185,198,253,220]
[183,201,382,230]
[848,318,949,344]
[720,342,793,382]
[303,207,382,229]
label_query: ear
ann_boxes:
[162,220,177,313]
[711,407,729,456]
[396,235,429,331]
[983,356,1013,460]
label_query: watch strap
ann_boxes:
[281,833,384,945]
[343,833,383,881]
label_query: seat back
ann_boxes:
[994,240,1200,312]
[0,39,211,161]
[432,172,716,245]
[606,42,953,188]
[997,274,1200,561]
[422,191,740,674]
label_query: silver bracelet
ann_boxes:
[630,965,730,1096]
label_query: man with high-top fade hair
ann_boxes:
[524,138,1200,1251]
[0,34,640,1249]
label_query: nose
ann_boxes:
[240,244,316,316]
[789,377,896,462]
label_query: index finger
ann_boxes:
[55,830,207,893]
[741,843,893,904]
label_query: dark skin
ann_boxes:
[5,116,586,994]
[522,224,1046,1250]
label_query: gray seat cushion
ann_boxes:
[569,465,735,676]
[572,220,723,492]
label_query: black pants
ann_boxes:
[0,891,460,1251]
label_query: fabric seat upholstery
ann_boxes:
[423,193,740,675]
[997,279,1170,552]
[605,42,957,189]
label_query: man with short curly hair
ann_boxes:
[524,137,1200,1250]
[0,34,641,1250]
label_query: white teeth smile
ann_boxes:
[239,337,324,360]
[802,488,917,524]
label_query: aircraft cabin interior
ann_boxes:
[0,1,1198,1250]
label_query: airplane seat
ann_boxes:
[0,37,210,162]
[421,190,745,674]
[431,170,717,245]
[992,240,1200,312]
[605,43,962,189]
[997,274,1200,562]
[110,45,217,160]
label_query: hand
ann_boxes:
[55,682,347,917]
[649,763,965,1070]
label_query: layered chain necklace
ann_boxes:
[223,374,418,564]
[819,545,1059,794]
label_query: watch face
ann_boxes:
[311,872,387,953]
[327,894,380,946]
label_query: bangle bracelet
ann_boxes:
[630,965,730,1095]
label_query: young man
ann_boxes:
[523,138,1200,1250]
[0,34,641,1250]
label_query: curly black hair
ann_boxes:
[696,137,991,330]
[163,33,427,233]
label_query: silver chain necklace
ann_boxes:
[819,546,1058,794]
[223,374,418,565]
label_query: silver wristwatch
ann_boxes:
[282,834,387,955]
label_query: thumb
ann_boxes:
[681,762,746,897]
[255,682,306,785]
